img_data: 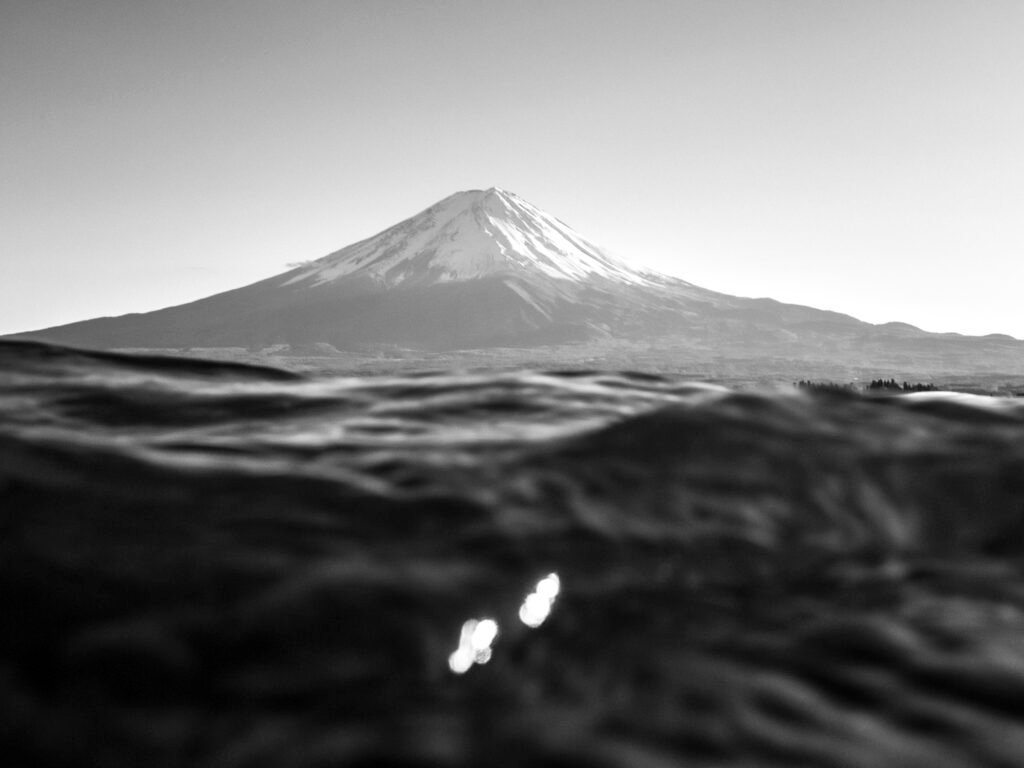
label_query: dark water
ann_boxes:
[4,340,1024,767]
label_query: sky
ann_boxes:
[2,0,1023,338]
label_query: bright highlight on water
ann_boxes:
[448,618,499,675]
[448,573,561,675]
[519,572,561,628]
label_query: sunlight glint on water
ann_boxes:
[448,573,561,674]
[448,618,499,675]
[519,572,561,628]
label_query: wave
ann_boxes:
[4,340,1024,767]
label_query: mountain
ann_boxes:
[7,187,1024,373]
[11,187,732,350]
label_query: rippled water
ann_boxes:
[4,340,1024,767]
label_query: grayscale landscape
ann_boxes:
[3,2,1024,767]
[9,187,1024,389]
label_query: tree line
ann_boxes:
[795,379,938,393]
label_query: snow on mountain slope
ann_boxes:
[24,185,998,358]
[284,187,672,289]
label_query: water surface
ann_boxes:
[4,340,1024,767]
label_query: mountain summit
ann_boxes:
[8,188,1024,372]
[286,187,657,289]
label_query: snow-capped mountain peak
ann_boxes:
[283,188,660,288]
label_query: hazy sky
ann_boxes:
[3,0,1022,337]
